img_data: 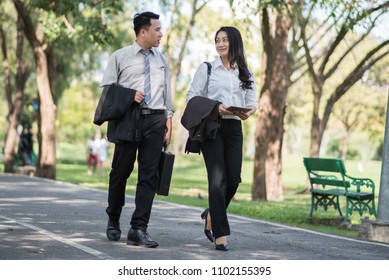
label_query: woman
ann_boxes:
[86,135,98,175]
[97,134,109,175]
[186,26,258,251]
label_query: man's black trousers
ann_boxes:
[106,114,166,230]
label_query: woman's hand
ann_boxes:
[219,104,256,120]
[233,107,256,121]
[218,104,234,116]
[234,111,250,120]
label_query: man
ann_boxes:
[100,11,174,248]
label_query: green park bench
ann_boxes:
[303,157,377,223]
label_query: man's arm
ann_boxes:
[161,54,175,117]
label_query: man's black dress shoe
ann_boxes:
[106,220,121,241]
[215,243,229,251]
[127,227,159,248]
[201,209,214,242]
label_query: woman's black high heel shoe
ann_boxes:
[215,243,230,251]
[201,209,214,242]
[215,236,229,251]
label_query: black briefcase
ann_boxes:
[156,149,175,196]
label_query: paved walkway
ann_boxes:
[1,173,389,260]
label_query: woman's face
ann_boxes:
[215,31,229,59]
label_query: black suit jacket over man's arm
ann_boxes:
[93,84,141,143]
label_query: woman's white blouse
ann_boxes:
[187,57,258,120]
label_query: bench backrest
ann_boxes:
[303,157,349,189]
[303,157,346,173]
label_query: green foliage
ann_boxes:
[373,141,384,161]
[56,81,100,143]
[30,0,125,45]
[229,0,287,10]
[325,138,360,160]
[57,142,87,164]
[313,0,385,31]
[259,0,287,9]
[31,0,80,13]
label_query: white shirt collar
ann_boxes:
[133,41,154,55]
[215,56,237,70]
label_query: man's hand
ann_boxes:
[164,117,172,146]
[134,90,146,103]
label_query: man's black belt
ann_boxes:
[141,109,166,115]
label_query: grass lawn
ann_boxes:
[54,153,382,238]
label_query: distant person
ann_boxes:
[17,126,35,166]
[86,135,98,175]
[185,26,258,251]
[97,134,109,175]
[100,11,174,248]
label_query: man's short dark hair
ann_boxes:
[133,12,160,36]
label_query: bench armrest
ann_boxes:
[344,174,375,193]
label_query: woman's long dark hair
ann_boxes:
[215,26,253,90]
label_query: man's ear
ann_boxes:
[140,28,147,38]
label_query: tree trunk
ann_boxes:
[252,9,291,201]
[0,23,13,114]
[308,84,324,157]
[0,22,14,172]
[13,0,56,179]
[2,16,26,173]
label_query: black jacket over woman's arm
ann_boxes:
[181,96,221,143]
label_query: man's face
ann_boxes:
[144,19,163,48]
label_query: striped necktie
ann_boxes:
[143,49,151,105]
